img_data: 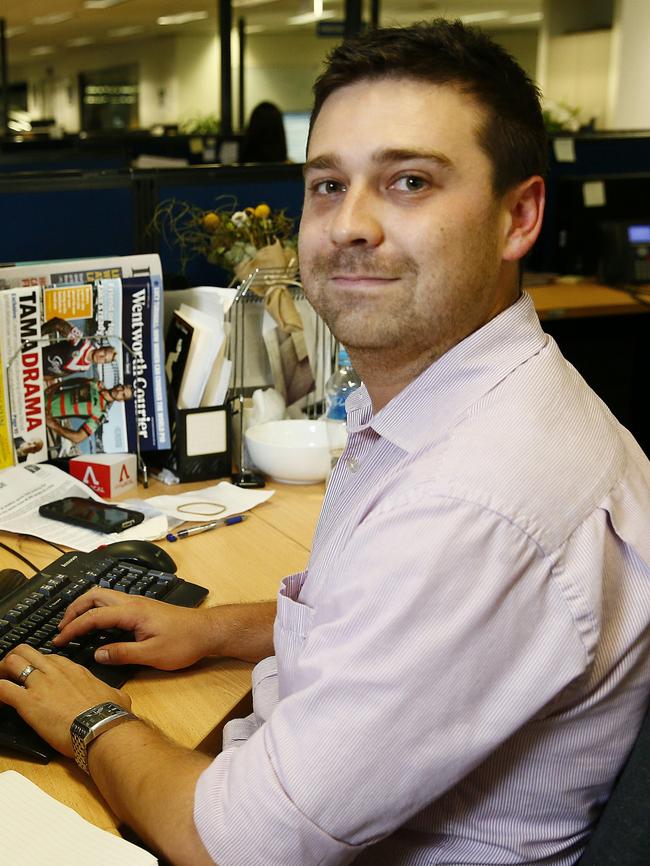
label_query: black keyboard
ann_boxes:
[0,547,208,763]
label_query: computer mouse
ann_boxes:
[99,540,177,574]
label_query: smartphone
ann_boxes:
[38,497,145,534]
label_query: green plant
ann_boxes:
[542,99,581,133]
[151,196,297,273]
[178,112,221,135]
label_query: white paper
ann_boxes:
[162,286,237,336]
[582,180,606,207]
[0,771,157,866]
[0,463,164,552]
[175,304,224,409]
[146,480,274,521]
[553,137,576,163]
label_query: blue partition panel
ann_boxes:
[0,172,135,265]
[140,163,305,287]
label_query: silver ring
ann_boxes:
[18,664,37,686]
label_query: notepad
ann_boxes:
[0,771,157,865]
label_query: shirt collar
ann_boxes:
[346,293,547,454]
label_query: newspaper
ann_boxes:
[0,254,170,468]
[0,463,167,552]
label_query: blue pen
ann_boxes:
[166,514,246,542]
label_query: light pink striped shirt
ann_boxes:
[195,293,650,865]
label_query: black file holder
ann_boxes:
[163,400,232,482]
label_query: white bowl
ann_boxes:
[244,419,347,484]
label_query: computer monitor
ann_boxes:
[283,111,311,164]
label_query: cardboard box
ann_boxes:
[69,453,137,499]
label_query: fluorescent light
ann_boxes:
[288,9,335,25]
[66,36,96,47]
[108,25,145,37]
[459,11,507,24]
[157,11,209,25]
[508,12,543,24]
[84,0,129,7]
[31,46,55,55]
[244,24,266,33]
[233,0,278,6]
[6,26,27,37]
[33,12,74,25]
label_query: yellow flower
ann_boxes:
[202,212,220,232]
[254,203,271,219]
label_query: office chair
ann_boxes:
[576,699,650,865]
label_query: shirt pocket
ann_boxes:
[274,585,315,699]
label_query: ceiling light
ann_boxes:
[6,26,28,38]
[84,0,129,7]
[108,25,145,37]
[508,12,543,24]
[66,36,96,47]
[459,10,507,24]
[33,12,74,25]
[244,24,266,33]
[233,0,278,7]
[31,46,55,56]
[288,9,335,25]
[157,11,209,26]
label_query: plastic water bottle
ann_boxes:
[323,347,360,482]
[325,347,361,422]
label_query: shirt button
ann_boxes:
[345,457,360,472]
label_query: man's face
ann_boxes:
[300,77,519,371]
[111,384,133,401]
[94,347,116,364]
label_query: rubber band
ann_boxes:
[176,502,227,517]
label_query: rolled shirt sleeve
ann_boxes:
[194,496,590,865]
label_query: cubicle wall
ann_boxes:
[0,170,136,264]
[0,162,304,280]
[529,133,650,275]
[138,163,304,287]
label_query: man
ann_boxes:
[42,341,117,380]
[45,378,133,444]
[41,315,118,379]
[1,20,649,866]
[13,436,44,463]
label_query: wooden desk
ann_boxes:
[529,280,650,320]
[0,478,324,832]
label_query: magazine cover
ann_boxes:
[0,255,170,467]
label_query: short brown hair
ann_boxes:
[311,19,547,195]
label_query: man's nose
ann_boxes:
[329,187,384,247]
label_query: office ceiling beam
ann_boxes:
[238,17,246,132]
[370,0,380,29]
[219,0,233,137]
[0,19,8,137]
[345,0,363,37]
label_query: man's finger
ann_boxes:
[54,604,139,646]
[58,587,127,629]
[0,678,28,709]
[1,649,47,687]
[94,639,158,666]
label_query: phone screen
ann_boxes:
[39,497,144,533]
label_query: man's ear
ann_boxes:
[502,176,545,262]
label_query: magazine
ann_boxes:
[0,254,170,468]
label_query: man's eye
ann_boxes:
[393,175,428,192]
[313,179,345,195]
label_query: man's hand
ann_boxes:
[54,588,215,670]
[0,645,130,756]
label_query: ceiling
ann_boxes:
[2,0,542,67]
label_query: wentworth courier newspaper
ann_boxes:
[0,254,170,469]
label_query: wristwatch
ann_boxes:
[70,701,139,774]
